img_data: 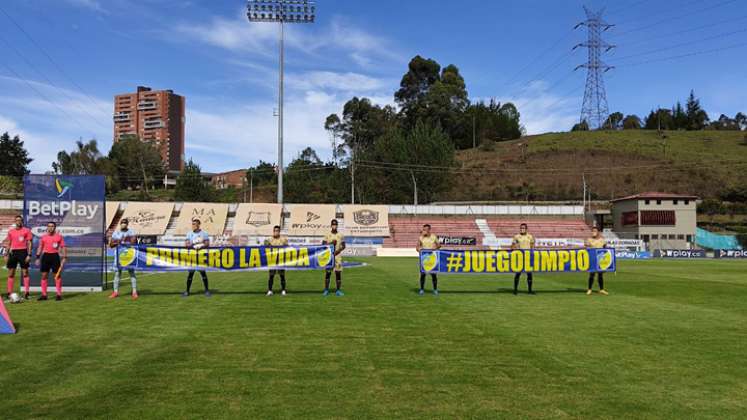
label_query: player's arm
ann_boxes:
[25,234,32,262]
[203,235,210,249]
[416,238,422,253]
[185,237,192,248]
[35,240,43,265]
[435,236,441,250]
[61,240,67,266]
[530,236,536,249]
[584,238,591,248]
[511,237,518,250]
[336,238,346,255]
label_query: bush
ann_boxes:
[479,139,496,152]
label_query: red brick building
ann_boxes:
[211,169,247,189]
[113,86,185,171]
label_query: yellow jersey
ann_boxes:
[586,236,606,248]
[265,236,288,247]
[512,233,534,250]
[418,234,439,250]
[323,231,345,248]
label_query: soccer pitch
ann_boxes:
[2,258,746,419]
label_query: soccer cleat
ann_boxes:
[109,292,119,299]
[528,291,536,295]
[513,289,518,295]
[204,291,212,298]
[335,290,344,297]
[433,289,439,296]
[281,290,287,296]
[599,289,609,296]
[418,289,425,296]
[266,290,274,297]
[55,295,63,301]
[131,292,139,300]
[38,295,48,301]
[586,289,593,296]
[181,292,190,298]
[322,289,329,297]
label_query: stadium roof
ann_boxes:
[610,192,699,203]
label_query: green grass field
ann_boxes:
[2,258,747,419]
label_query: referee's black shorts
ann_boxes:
[6,250,30,269]
[40,253,61,273]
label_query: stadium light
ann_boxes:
[247,0,316,204]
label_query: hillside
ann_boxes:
[450,130,747,202]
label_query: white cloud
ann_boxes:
[171,12,403,68]
[63,0,108,14]
[285,71,389,92]
[500,81,581,134]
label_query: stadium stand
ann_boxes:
[489,219,591,240]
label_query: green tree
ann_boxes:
[175,159,214,201]
[358,120,455,204]
[324,114,345,165]
[108,135,165,196]
[53,139,108,175]
[735,112,746,131]
[644,109,674,130]
[672,102,688,130]
[622,115,642,130]
[0,132,33,176]
[602,112,624,130]
[685,90,709,130]
[394,55,441,114]
[571,120,589,131]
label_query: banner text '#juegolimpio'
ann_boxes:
[420,249,616,274]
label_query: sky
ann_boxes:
[0,0,745,173]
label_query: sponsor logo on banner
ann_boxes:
[615,250,652,259]
[246,212,271,227]
[55,178,73,198]
[715,249,747,259]
[131,210,168,229]
[306,212,321,223]
[654,249,707,259]
[31,226,93,237]
[439,236,478,246]
[353,209,379,226]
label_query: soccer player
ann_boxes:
[322,219,346,297]
[35,222,66,301]
[416,223,440,295]
[585,226,609,296]
[4,215,33,300]
[511,223,535,295]
[109,218,138,300]
[264,225,289,296]
[183,219,211,298]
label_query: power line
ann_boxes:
[0,4,111,117]
[610,27,747,63]
[0,34,109,131]
[611,0,739,39]
[618,14,747,49]
[500,30,575,88]
[613,40,747,67]
[0,62,93,134]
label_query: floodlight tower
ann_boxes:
[574,6,614,129]
[247,0,316,204]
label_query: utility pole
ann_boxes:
[574,6,614,130]
[410,170,418,206]
[247,0,316,204]
[472,113,476,149]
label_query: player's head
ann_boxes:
[47,221,57,234]
[330,219,338,232]
[273,225,281,237]
[591,226,599,237]
[520,223,528,234]
[192,219,201,231]
[14,215,23,228]
[120,218,129,230]
[422,224,431,234]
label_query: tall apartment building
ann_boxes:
[113,86,185,171]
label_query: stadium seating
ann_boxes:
[383,216,592,249]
